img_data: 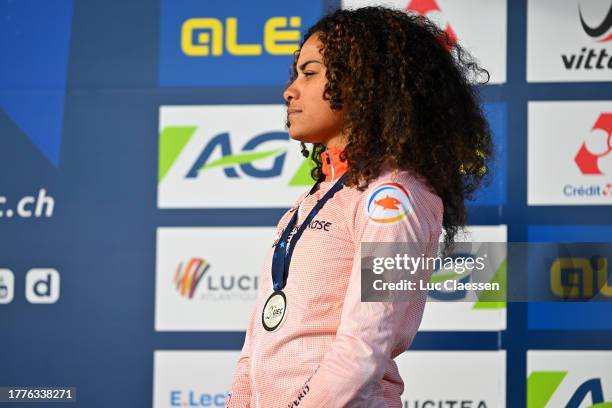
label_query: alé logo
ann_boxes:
[568,112,612,197]
[180,16,301,58]
[159,1,321,87]
[158,127,313,185]
[528,371,612,408]
[405,0,458,48]
[562,1,612,71]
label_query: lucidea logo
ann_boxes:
[397,351,506,408]
[155,227,273,331]
[157,105,314,208]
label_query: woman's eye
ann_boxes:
[303,72,316,77]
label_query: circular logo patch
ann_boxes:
[365,182,414,224]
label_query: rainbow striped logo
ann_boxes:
[173,258,210,299]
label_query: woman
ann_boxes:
[226,6,492,407]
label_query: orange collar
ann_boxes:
[321,147,348,182]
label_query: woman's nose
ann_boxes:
[283,81,298,104]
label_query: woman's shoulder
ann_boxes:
[344,167,444,240]
[350,167,441,208]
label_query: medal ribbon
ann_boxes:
[271,173,347,291]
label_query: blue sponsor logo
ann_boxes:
[528,225,612,330]
[159,126,313,185]
[170,390,227,407]
[186,131,288,179]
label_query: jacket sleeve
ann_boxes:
[285,174,443,407]
[225,303,255,408]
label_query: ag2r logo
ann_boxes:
[158,127,312,184]
[528,371,612,408]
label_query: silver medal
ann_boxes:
[262,290,287,331]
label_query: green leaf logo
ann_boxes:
[158,127,197,184]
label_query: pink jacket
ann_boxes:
[227,154,443,408]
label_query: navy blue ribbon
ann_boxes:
[271,173,347,291]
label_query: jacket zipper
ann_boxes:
[325,149,335,182]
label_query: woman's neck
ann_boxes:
[321,146,348,182]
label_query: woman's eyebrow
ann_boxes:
[298,60,322,71]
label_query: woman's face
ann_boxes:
[283,34,345,147]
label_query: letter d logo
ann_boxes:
[25,268,60,304]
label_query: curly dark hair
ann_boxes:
[285,6,493,249]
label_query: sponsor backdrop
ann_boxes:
[0,0,611,407]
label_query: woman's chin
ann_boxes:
[288,132,308,143]
[288,131,322,145]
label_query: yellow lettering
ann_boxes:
[181,18,223,56]
[264,16,301,55]
[551,258,593,298]
[181,16,301,57]
[226,17,262,56]
[596,257,612,297]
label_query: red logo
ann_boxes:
[574,113,612,175]
[375,195,401,210]
[406,0,458,48]
[365,182,414,224]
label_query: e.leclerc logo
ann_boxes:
[159,1,321,86]
[567,112,612,198]
[169,389,227,407]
